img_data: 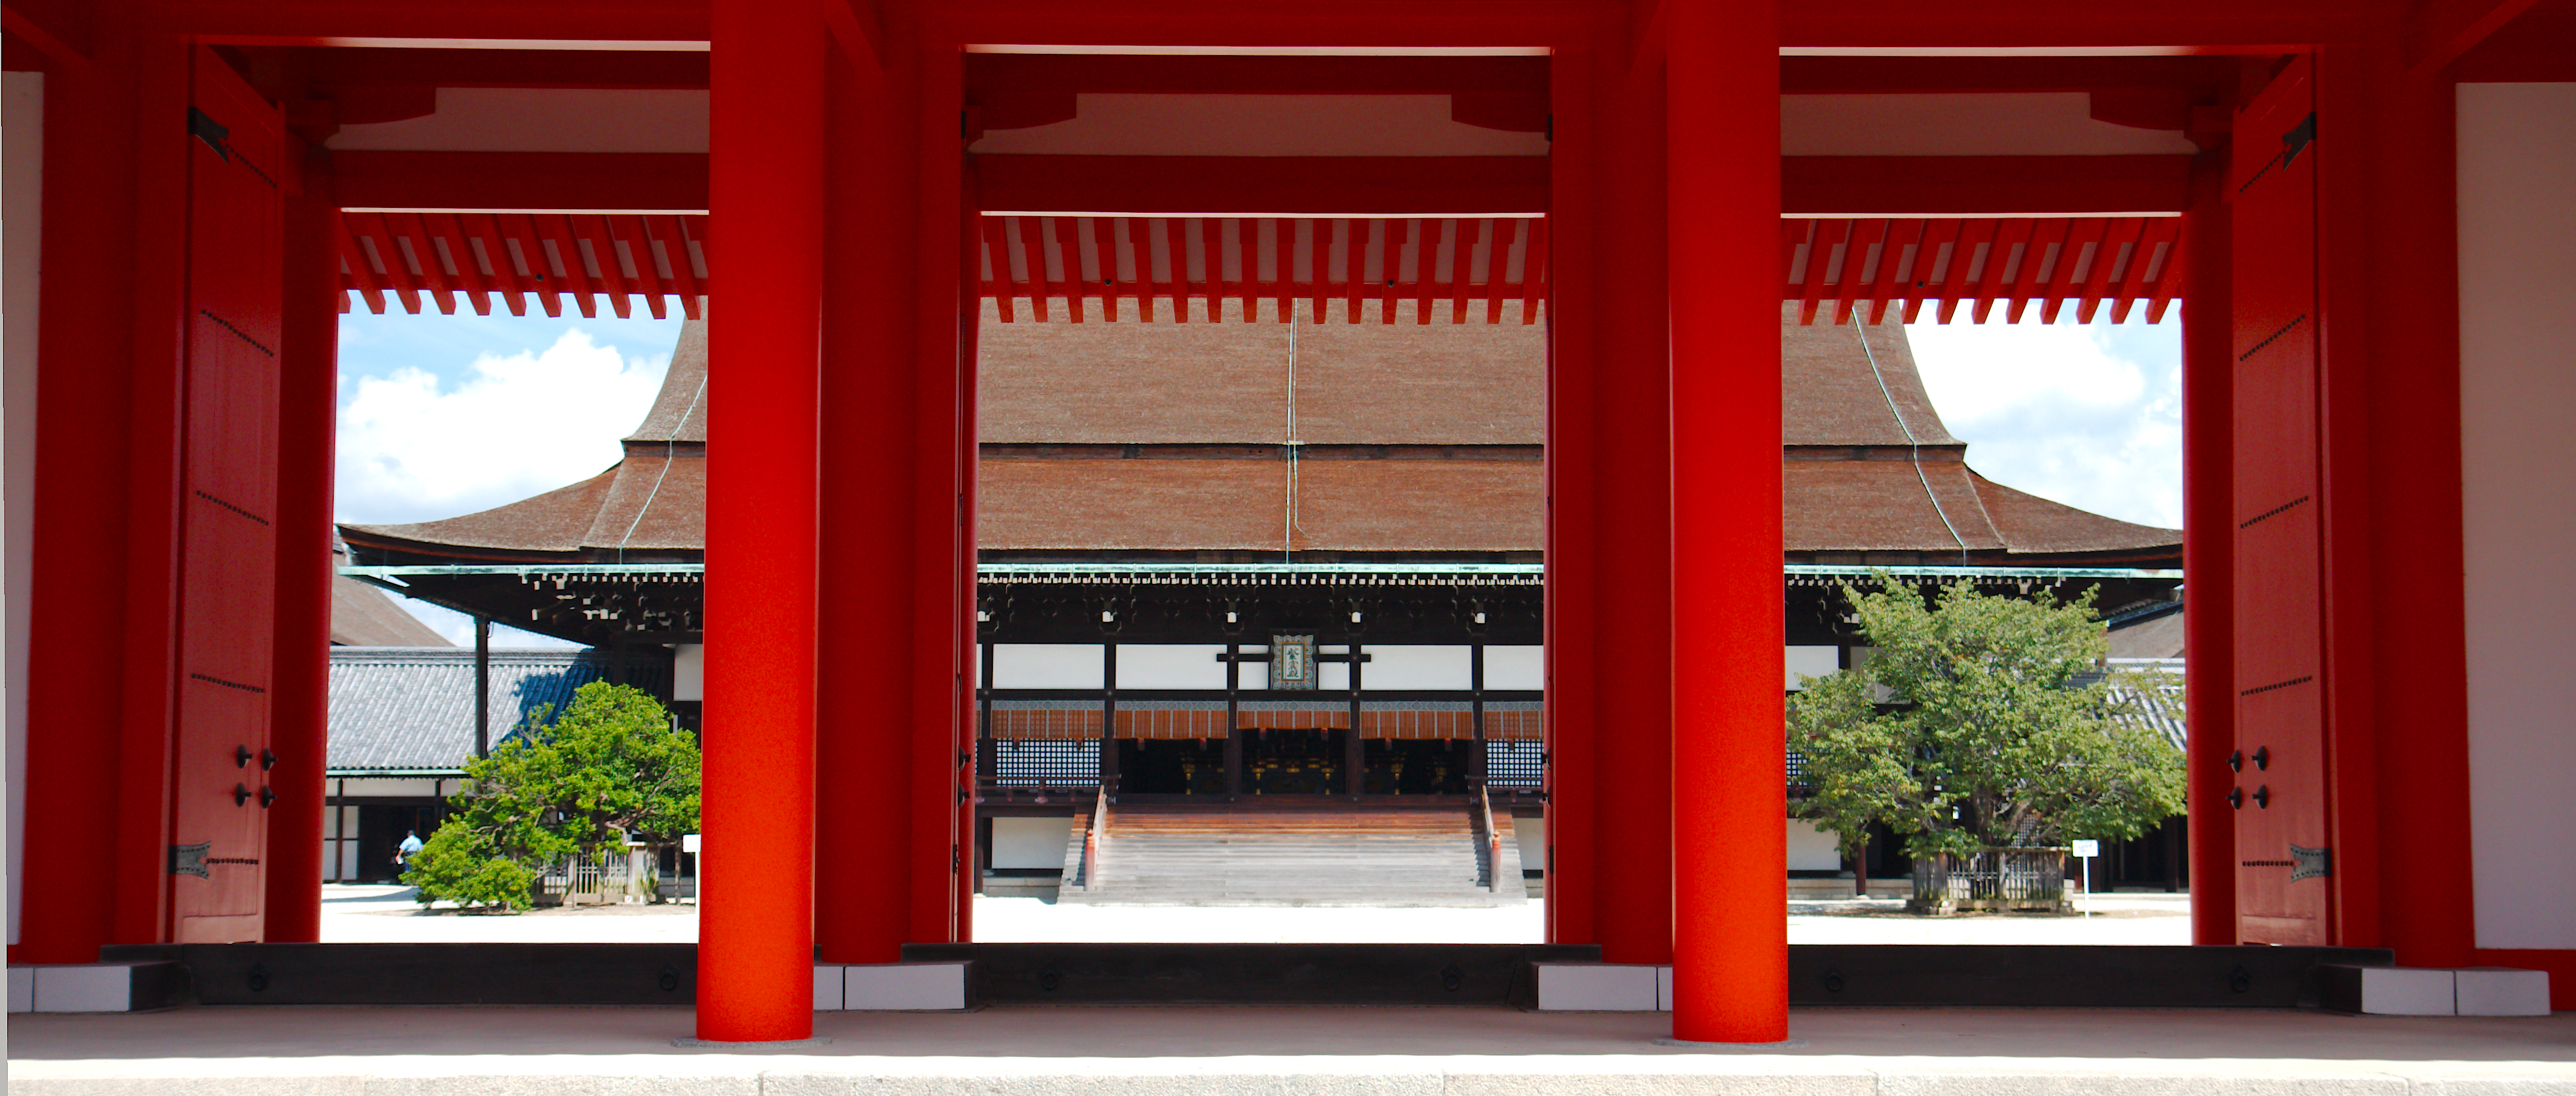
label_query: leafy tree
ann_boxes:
[1787,577,2185,864]
[406,681,700,910]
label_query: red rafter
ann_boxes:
[982,216,1014,324]
[1901,218,1948,323]
[336,214,388,315]
[1091,216,1120,323]
[335,210,2193,326]
[463,213,527,317]
[537,214,597,319]
[426,212,489,316]
[661,215,704,320]
[1519,218,1546,325]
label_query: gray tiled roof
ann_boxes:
[327,647,671,774]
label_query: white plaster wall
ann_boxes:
[1784,646,1840,690]
[1234,644,1268,690]
[669,644,703,701]
[2459,82,2576,950]
[1363,645,1471,690]
[1316,646,1351,692]
[1512,815,1545,876]
[1115,644,1226,690]
[992,644,1104,689]
[1786,817,1844,872]
[3,71,41,948]
[989,816,1075,870]
[1485,645,1543,690]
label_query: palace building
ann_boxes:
[337,311,2184,898]
[8,1,2571,1044]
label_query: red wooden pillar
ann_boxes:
[2326,42,2468,967]
[816,22,920,966]
[911,36,971,947]
[2181,152,2237,946]
[264,142,339,943]
[13,5,145,965]
[1667,0,1787,1043]
[701,0,825,1040]
[1545,0,1676,965]
[1541,22,1604,955]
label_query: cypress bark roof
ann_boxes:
[340,309,2179,566]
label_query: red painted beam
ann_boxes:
[976,155,1547,216]
[1781,54,2245,94]
[1778,0,2364,50]
[1783,155,2195,216]
[294,45,708,88]
[333,151,707,212]
[136,0,710,46]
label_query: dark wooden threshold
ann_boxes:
[105,941,2393,1010]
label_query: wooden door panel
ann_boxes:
[2230,55,2330,946]
[2231,321,2317,519]
[169,675,267,939]
[169,48,283,941]
[2234,500,2321,690]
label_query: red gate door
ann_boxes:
[168,50,285,942]
[2228,56,2331,945]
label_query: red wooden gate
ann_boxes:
[169,50,285,942]
[2228,56,2332,945]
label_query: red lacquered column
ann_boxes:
[816,25,919,967]
[263,152,339,942]
[2181,154,2237,946]
[1666,0,1787,1043]
[700,0,825,1042]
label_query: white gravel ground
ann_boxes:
[319,884,2190,945]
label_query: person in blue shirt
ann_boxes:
[395,830,424,869]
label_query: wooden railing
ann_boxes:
[1474,784,1506,893]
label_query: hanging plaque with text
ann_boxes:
[1270,634,1318,690]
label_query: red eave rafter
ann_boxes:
[336,210,708,318]
[336,210,2179,324]
[1780,215,2185,326]
[973,214,1548,325]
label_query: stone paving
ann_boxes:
[11,1002,2573,1094]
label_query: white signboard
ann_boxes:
[681,834,701,854]
[2071,840,2100,858]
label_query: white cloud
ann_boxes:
[1904,317,2184,530]
[336,329,668,526]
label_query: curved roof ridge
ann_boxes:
[624,318,708,444]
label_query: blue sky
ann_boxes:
[1906,311,2184,531]
[336,306,2182,644]
[337,310,683,645]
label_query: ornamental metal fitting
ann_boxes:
[169,841,211,879]
[2289,843,2332,881]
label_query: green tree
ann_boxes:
[406,681,701,910]
[1787,578,2184,864]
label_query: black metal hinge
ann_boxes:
[2289,843,2332,881]
[187,106,230,161]
[2281,112,2317,166]
[170,841,211,878]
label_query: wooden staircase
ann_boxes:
[1059,801,1524,907]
